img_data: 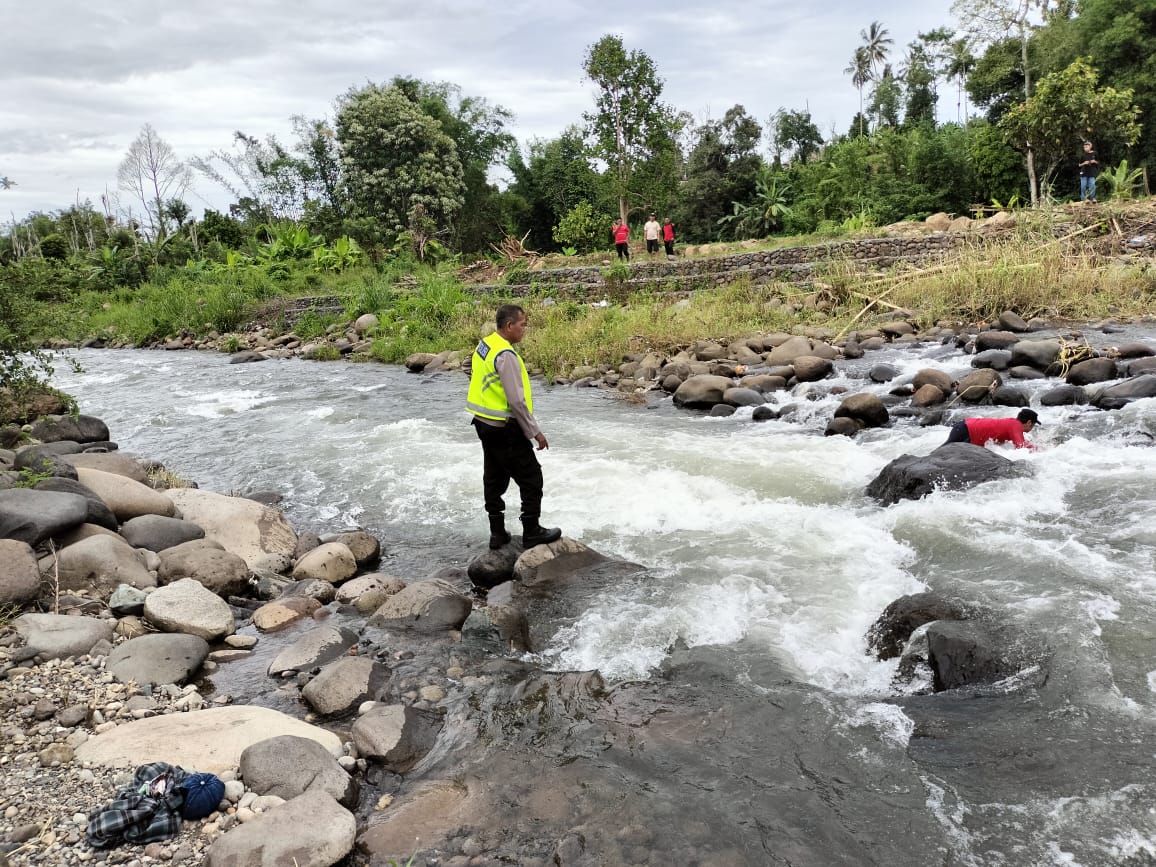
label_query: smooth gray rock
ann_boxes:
[971,349,1012,370]
[0,488,89,546]
[1066,357,1118,386]
[926,621,1017,691]
[203,790,355,867]
[13,613,114,660]
[1040,385,1088,406]
[866,593,970,660]
[974,330,1020,352]
[120,514,205,552]
[158,540,249,597]
[723,387,765,407]
[143,578,235,641]
[108,583,147,616]
[1010,339,1061,370]
[1091,374,1156,409]
[32,477,118,531]
[368,580,472,633]
[0,539,40,606]
[63,452,149,484]
[834,393,889,428]
[672,374,734,409]
[13,443,81,479]
[28,415,110,444]
[865,443,1031,506]
[106,633,209,685]
[955,369,1002,402]
[239,735,358,807]
[44,534,156,597]
[321,530,381,568]
[301,656,389,717]
[351,705,442,773]
[267,625,359,676]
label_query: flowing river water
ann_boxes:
[53,340,1156,866]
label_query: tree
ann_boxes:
[117,124,192,241]
[901,43,939,125]
[859,21,895,79]
[870,68,903,129]
[844,47,872,136]
[946,38,977,121]
[583,34,678,222]
[676,106,764,242]
[0,177,14,190]
[335,83,465,238]
[506,127,601,251]
[771,109,824,165]
[999,58,1141,199]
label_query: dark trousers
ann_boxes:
[473,419,543,520]
[615,242,629,260]
[646,239,659,254]
[944,420,970,445]
[664,240,674,256]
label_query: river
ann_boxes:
[53,340,1156,866]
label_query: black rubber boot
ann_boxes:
[521,519,562,548]
[488,514,511,550]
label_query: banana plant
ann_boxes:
[1101,160,1145,200]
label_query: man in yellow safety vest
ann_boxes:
[466,304,562,550]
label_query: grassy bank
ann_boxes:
[37,207,1156,381]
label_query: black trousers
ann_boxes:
[615,242,630,260]
[646,238,659,254]
[944,420,970,445]
[472,419,543,520]
[664,240,674,256]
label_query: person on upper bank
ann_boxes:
[612,218,630,260]
[662,217,676,256]
[943,408,1039,450]
[466,304,563,551]
[1078,141,1100,203]
[643,213,662,255]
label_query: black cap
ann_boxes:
[1017,408,1040,425]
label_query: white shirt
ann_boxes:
[643,220,661,241]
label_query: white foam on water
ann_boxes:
[841,701,914,748]
[184,389,273,418]
[305,406,335,419]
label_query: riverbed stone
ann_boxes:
[0,539,40,606]
[911,384,946,407]
[955,369,1002,402]
[203,790,356,867]
[267,625,359,676]
[120,514,205,552]
[252,595,322,631]
[792,355,833,382]
[865,443,1030,506]
[32,476,119,531]
[107,633,210,685]
[834,393,889,428]
[912,369,954,394]
[1124,357,1156,376]
[467,546,520,590]
[13,613,115,660]
[991,385,1029,407]
[166,488,298,572]
[512,537,610,586]
[13,442,81,478]
[824,417,861,437]
[368,580,472,632]
[62,451,150,484]
[322,530,381,568]
[291,542,357,584]
[926,621,1016,691]
[1040,385,1088,406]
[672,375,734,409]
[75,467,176,521]
[1091,374,1156,409]
[997,311,1030,333]
[280,577,337,604]
[42,533,156,597]
[75,705,342,774]
[335,573,405,605]
[971,349,1012,370]
[158,539,249,597]
[1010,338,1061,370]
[108,583,147,615]
[143,577,235,641]
[0,488,89,546]
[240,734,358,807]
[723,387,765,407]
[974,330,1020,352]
[358,781,470,861]
[866,593,970,660]
[28,414,109,444]
[302,655,389,717]
[351,705,442,773]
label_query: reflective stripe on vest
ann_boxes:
[466,332,533,421]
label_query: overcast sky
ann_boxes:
[1,0,960,222]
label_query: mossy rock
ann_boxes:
[0,386,73,426]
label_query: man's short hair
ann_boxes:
[1017,408,1039,425]
[496,304,525,329]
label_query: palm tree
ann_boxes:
[844,47,872,136]
[945,38,976,123]
[859,21,894,79]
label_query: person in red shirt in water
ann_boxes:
[944,408,1039,450]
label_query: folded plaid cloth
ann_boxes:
[86,762,189,849]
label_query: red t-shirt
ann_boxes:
[965,417,1032,449]
[613,224,630,244]
[662,223,675,241]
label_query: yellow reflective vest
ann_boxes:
[466,332,533,422]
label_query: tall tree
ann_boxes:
[999,57,1141,197]
[506,127,601,251]
[677,106,764,242]
[117,124,192,241]
[946,38,977,121]
[844,47,872,136]
[770,108,824,165]
[901,43,939,125]
[335,83,465,239]
[583,34,677,222]
[859,21,894,79]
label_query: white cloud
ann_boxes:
[1,0,957,220]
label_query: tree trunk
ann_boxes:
[1026,145,1039,204]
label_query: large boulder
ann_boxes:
[33,477,118,531]
[75,706,342,774]
[1040,385,1089,406]
[63,452,149,484]
[240,735,358,807]
[301,656,390,717]
[14,442,81,478]
[368,580,472,632]
[955,369,1002,402]
[251,596,321,632]
[157,540,249,597]
[974,330,1020,352]
[672,375,734,409]
[512,537,612,586]
[106,633,209,685]
[834,393,889,428]
[13,613,114,660]
[1066,357,1118,386]
[765,336,814,365]
[351,705,442,773]
[0,488,89,546]
[42,534,156,597]
[0,539,40,606]
[120,514,205,552]
[291,542,357,584]
[203,790,356,867]
[143,577,235,641]
[866,443,1031,506]
[166,489,297,573]
[912,369,953,394]
[792,356,834,382]
[865,593,969,660]
[1010,339,1061,371]
[322,530,381,569]
[75,467,175,521]
[28,414,109,444]
[1091,374,1156,409]
[996,311,1030,333]
[267,625,359,676]
[926,621,1017,691]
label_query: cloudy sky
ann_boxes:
[2,0,960,222]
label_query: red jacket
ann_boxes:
[965,417,1032,449]
[613,224,630,244]
[662,223,675,241]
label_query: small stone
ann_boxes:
[418,685,446,702]
[223,635,257,649]
[223,780,245,803]
[38,743,74,766]
[375,794,393,810]
[337,755,357,771]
